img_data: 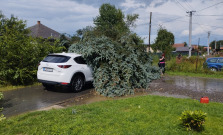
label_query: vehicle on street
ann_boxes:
[204,57,223,71]
[37,53,93,92]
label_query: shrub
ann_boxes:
[180,110,207,131]
[0,92,5,122]
[167,56,207,73]
[0,13,64,85]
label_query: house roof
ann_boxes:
[176,47,189,52]
[28,21,61,39]
[172,43,184,48]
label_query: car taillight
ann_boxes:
[57,65,72,68]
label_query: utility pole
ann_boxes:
[148,12,152,52]
[207,31,210,55]
[187,11,196,57]
[215,40,217,49]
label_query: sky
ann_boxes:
[0,0,223,46]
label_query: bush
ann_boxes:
[0,13,64,85]
[180,110,207,131]
[0,92,5,122]
[167,56,207,73]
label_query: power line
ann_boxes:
[197,1,223,12]
[184,0,194,10]
[137,16,185,26]
[175,0,189,12]
[174,19,223,29]
[194,15,223,16]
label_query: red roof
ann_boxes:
[172,43,184,48]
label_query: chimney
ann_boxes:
[37,21,40,25]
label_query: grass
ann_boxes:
[166,71,223,79]
[1,95,223,134]
[0,83,41,92]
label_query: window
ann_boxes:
[74,56,87,64]
[43,55,70,63]
[208,59,217,63]
[218,58,223,63]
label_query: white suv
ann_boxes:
[37,53,93,92]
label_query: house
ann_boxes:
[28,21,61,39]
[172,43,184,48]
[145,44,154,53]
[145,44,161,53]
[176,47,189,54]
[191,44,198,50]
[203,47,211,51]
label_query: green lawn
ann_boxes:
[1,95,223,134]
[166,71,223,79]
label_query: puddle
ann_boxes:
[163,76,223,93]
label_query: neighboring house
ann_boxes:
[145,44,154,53]
[191,44,198,50]
[220,45,223,50]
[145,44,161,53]
[28,21,61,39]
[172,43,184,48]
[203,47,211,51]
[176,47,189,53]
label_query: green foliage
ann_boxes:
[180,110,207,131]
[0,12,64,85]
[69,4,160,97]
[167,56,210,73]
[58,34,72,52]
[0,92,5,122]
[151,26,174,59]
[93,4,138,40]
[210,40,223,50]
[69,35,160,97]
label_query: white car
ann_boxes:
[37,53,93,92]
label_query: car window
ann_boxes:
[74,56,87,64]
[207,59,217,63]
[43,55,70,63]
[218,58,223,63]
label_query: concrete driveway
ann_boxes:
[1,85,93,117]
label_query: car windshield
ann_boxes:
[207,59,217,63]
[43,55,70,63]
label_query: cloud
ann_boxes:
[126,0,223,45]
[0,0,222,45]
[121,0,146,9]
[0,0,99,34]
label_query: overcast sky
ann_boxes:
[1,0,223,46]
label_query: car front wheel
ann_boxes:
[210,67,217,72]
[71,75,84,92]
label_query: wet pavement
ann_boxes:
[149,76,223,103]
[1,85,93,117]
[162,76,223,93]
[1,76,223,118]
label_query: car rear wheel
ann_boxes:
[210,68,217,72]
[71,75,84,92]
